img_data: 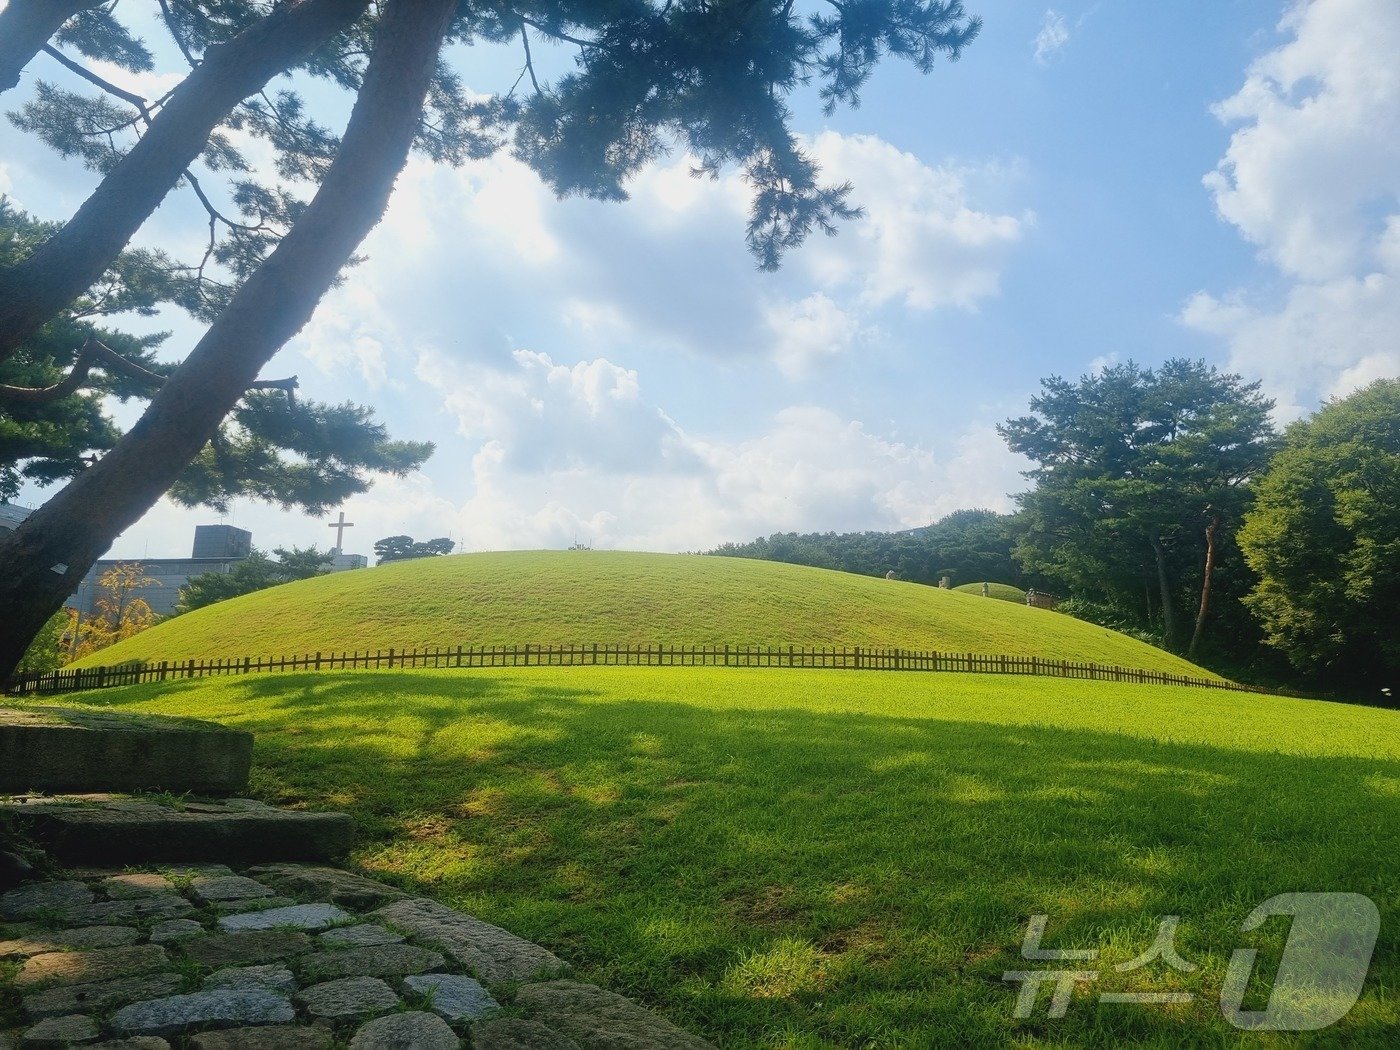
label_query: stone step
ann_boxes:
[0,706,252,795]
[0,797,353,865]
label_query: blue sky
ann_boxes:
[3,0,1397,560]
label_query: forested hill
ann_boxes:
[706,509,1040,589]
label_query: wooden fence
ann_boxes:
[3,642,1271,697]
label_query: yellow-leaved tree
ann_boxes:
[66,563,160,662]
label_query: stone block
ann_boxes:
[14,944,169,990]
[22,974,184,1020]
[2,804,353,866]
[348,1012,458,1050]
[514,981,714,1049]
[0,707,251,795]
[295,976,399,1021]
[296,944,445,983]
[373,898,564,983]
[404,973,499,1021]
[217,904,351,933]
[180,931,313,969]
[109,990,295,1038]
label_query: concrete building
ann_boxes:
[71,526,254,619]
[0,501,34,535]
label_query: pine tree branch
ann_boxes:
[0,0,369,365]
[0,336,298,404]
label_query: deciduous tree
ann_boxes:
[1238,378,1400,695]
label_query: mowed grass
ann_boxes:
[54,667,1400,1047]
[952,581,1029,604]
[83,551,1213,679]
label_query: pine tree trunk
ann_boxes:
[1188,516,1220,660]
[0,0,99,95]
[0,0,457,680]
[1150,531,1177,650]
[0,0,368,363]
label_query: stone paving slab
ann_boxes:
[0,881,94,920]
[20,974,185,1021]
[216,903,351,933]
[515,980,715,1049]
[188,1026,332,1049]
[189,878,274,905]
[373,897,565,982]
[296,943,445,983]
[347,1011,457,1050]
[14,944,169,990]
[316,924,402,948]
[2,863,713,1048]
[404,972,499,1021]
[180,931,313,969]
[109,990,295,1038]
[470,1018,582,1049]
[0,925,138,958]
[294,976,399,1021]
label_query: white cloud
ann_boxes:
[799,133,1030,312]
[764,293,868,378]
[1034,11,1070,65]
[1186,0,1400,411]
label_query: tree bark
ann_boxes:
[0,0,368,363]
[1150,530,1177,650]
[0,0,100,95]
[1188,515,1220,660]
[0,0,457,680]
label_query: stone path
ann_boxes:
[1,863,713,1049]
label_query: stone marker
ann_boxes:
[15,943,168,989]
[404,972,499,1021]
[181,930,313,969]
[217,903,351,933]
[22,973,184,1020]
[514,980,715,1049]
[317,924,403,948]
[373,897,564,982]
[295,976,400,1021]
[348,1011,458,1050]
[469,1018,582,1050]
[21,1012,100,1047]
[296,943,445,983]
[109,989,295,1038]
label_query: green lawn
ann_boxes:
[952,581,1029,604]
[49,666,1400,1047]
[81,551,1214,680]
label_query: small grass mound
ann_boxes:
[952,581,1028,603]
[79,551,1214,679]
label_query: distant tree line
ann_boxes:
[713,365,1400,702]
[374,535,454,564]
[710,509,1041,591]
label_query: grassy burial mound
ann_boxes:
[952,581,1028,603]
[81,551,1213,677]
[56,668,1400,1046]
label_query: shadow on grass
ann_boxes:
[80,673,1400,1048]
